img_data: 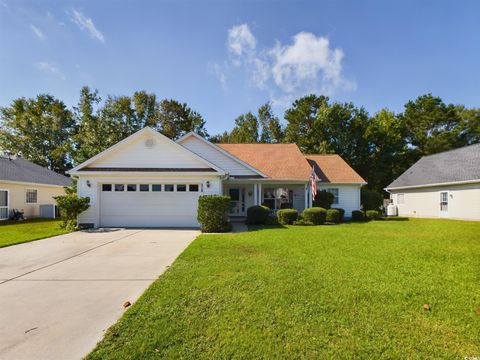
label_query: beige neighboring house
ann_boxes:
[68,127,365,228]
[0,153,71,220]
[386,143,480,221]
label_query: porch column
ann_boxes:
[258,183,262,206]
[304,184,309,209]
[253,183,258,205]
[308,185,313,208]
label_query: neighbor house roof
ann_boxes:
[0,156,71,187]
[306,154,366,184]
[386,143,480,189]
[217,143,312,180]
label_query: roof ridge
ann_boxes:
[421,143,480,159]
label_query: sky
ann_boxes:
[1,0,480,135]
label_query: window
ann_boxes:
[139,184,149,192]
[397,193,405,204]
[152,184,162,192]
[327,188,339,205]
[165,184,174,192]
[176,184,187,192]
[263,187,292,210]
[114,184,124,192]
[26,189,38,204]
[102,184,112,192]
[127,184,137,192]
[189,184,199,192]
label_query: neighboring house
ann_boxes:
[69,127,366,228]
[0,154,71,220]
[386,143,480,221]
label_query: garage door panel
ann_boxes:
[100,190,200,228]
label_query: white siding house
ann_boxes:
[386,144,480,221]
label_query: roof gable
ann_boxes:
[386,143,480,189]
[177,133,266,177]
[306,155,366,184]
[0,157,71,187]
[217,143,312,180]
[70,127,224,174]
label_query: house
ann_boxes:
[386,143,480,221]
[0,154,71,220]
[69,127,366,228]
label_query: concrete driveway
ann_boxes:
[0,229,198,360]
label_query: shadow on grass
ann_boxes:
[247,224,288,232]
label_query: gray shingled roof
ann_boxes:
[0,156,71,187]
[386,143,480,189]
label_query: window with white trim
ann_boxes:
[327,188,339,205]
[397,193,405,204]
[26,189,38,204]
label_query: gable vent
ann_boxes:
[145,138,156,148]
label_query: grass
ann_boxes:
[0,219,70,248]
[88,219,480,359]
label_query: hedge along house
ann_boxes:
[386,143,480,221]
[69,127,366,228]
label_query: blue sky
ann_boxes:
[1,0,480,134]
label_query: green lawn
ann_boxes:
[0,219,70,247]
[88,219,480,359]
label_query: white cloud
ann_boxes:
[35,62,66,80]
[223,24,355,102]
[68,9,105,43]
[29,24,46,40]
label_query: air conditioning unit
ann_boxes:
[387,204,398,216]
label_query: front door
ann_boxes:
[0,190,8,220]
[439,191,449,218]
[229,188,245,215]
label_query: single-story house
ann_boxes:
[69,127,366,228]
[0,153,71,220]
[386,143,480,221]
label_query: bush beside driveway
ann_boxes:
[87,219,480,359]
[0,219,70,248]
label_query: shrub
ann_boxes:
[361,188,384,211]
[266,213,279,225]
[247,205,271,225]
[293,219,314,226]
[302,207,327,225]
[366,210,381,221]
[326,209,341,224]
[197,195,230,233]
[54,187,90,231]
[314,190,334,209]
[351,210,365,222]
[331,208,345,222]
[277,209,298,225]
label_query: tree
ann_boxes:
[456,105,480,145]
[227,112,259,143]
[0,94,75,173]
[284,94,329,153]
[157,99,208,140]
[258,103,284,143]
[54,186,90,230]
[399,94,467,156]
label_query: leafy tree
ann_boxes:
[361,188,383,210]
[314,190,334,209]
[157,99,208,140]
[399,94,467,155]
[227,112,259,143]
[0,94,75,173]
[284,94,329,153]
[258,103,284,143]
[456,105,480,145]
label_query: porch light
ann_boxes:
[86,180,91,187]
[206,181,210,188]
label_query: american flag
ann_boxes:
[310,165,318,201]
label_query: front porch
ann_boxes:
[222,181,312,218]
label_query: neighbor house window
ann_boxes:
[176,184,187,192]
[26,189,38,204]
[397,193,405,204]
[189,184,199,192]
[152,184,162,192]
[327,188,339,204]
[127,184,137,192]
[139,184,149,192]
[114,184,124,192]
[102,184,112,192]
[165,184,174,192]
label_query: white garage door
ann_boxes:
[100,183,201,228]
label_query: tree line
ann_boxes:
[1,87,479,193]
